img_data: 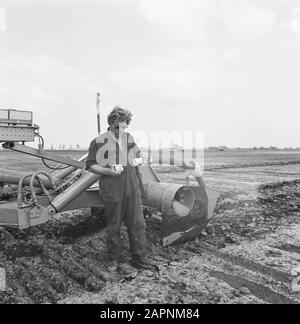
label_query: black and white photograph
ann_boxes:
[0,0,299,308]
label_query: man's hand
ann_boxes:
[110,164,123,176]
[132,157,144,166]
[109,167,119,176]
[88,164,124,176]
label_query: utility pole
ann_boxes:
[96,92,101,135]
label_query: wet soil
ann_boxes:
[0,162,299,304]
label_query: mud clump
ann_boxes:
[258,180,300,218]
[198,180,300,249]
[0,208,109,304]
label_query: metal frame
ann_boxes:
[0,189,104,229]
[0,141,218,246]
[2,142,85,168]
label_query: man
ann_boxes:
[86,106,147,271]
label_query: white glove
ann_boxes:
[132,157,144,166]
[112,164,124,175]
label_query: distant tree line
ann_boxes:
[45,145,300,152]
[48,144,88,151]
[206,146,300,151]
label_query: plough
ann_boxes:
[0,108,218,246]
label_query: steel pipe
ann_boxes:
[144,182,196,217]
[0,169,55,189]
[49,172,99,213]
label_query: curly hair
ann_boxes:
[107,106,133,126]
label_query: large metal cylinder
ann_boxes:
[144,182,196,217]
[49,172,99,213]
[143,181,210,246]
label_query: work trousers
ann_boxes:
[104,193,146,261]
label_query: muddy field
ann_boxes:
[0,150,299,304]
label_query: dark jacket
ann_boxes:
[86,131,145,202]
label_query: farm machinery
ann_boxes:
[0,108,218,246]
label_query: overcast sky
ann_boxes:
[0,0,300,148]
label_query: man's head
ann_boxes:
[107,106,133,137]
